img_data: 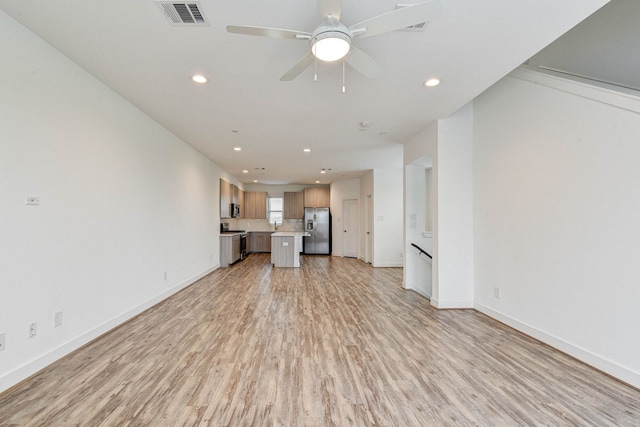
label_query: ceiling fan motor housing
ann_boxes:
[310,24,352,61]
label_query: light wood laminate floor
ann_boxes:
[1,255,639,426]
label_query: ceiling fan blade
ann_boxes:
[349,0,442,39]
[317,0,342,22]
[227,25,311,40]
[345,46,383,79]
[280,52,315,81]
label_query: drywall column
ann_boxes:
[403,105,474,308]
[432,103,474,308]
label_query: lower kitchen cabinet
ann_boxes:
[249,231,272,253]
[220,234,241,267]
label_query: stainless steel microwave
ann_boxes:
[230,203,240,218]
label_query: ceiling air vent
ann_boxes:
[157,1,209,26]
[395,4,427,31]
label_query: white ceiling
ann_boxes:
[0,0,609,184]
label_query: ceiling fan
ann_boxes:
[227,0,442,81]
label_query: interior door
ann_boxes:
[365,195,372,264]
[343,199,358,258]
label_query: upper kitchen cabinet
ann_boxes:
[220,178,244,218]
[232,185,240,204]
[244,191,267,219]
[220,179,232,218]
[284,192,304,219]
[304,187,330,208]
[237,189,244,219]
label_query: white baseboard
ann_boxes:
[0,266,218,393]
[431,298,473,309]
[474,302,640,389]
[410,287,432,300]
[403,281,432,299]
[372,262,403,267]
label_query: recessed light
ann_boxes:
[232,129,239,133]
[192,75,208,84]
[253,179,258,183]
[242,170,248,173]
[315,180,320,183]
[424,78,440,87]
[320,170,326,174]
[303,148,311,152]
[234,147,242,151]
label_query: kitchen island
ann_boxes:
[271,231,310,267]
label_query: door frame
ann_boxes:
[364,195,372,264]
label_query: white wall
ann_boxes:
[330,179,361,257]
[0,11,223,392]
[372,169,404,267]
[330,171,404,267]
[473,68,640,387]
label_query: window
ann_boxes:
[268,197,283,226]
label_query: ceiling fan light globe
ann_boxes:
[311,31,351,62]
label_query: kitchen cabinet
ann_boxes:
[244,191,267,219]
[237,189,244,219]
[220,179,244,218]
[220,179,232,218]
[249,231,272,253]
[271,232,308,267]
[284,191,304,219]
[304,187,330,208]
[220,234,241,267]
[232,185,239,204]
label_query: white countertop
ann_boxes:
[271,231,310,237]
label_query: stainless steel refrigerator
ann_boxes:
[303,207,331,255]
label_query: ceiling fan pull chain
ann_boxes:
[342,60,346,93]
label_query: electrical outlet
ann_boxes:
[54,311,63,327]
[29,322,37,338]
[26,196,40,205]
[0,333,5,351]
[494,287,501,299]
[164,272,167,281]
